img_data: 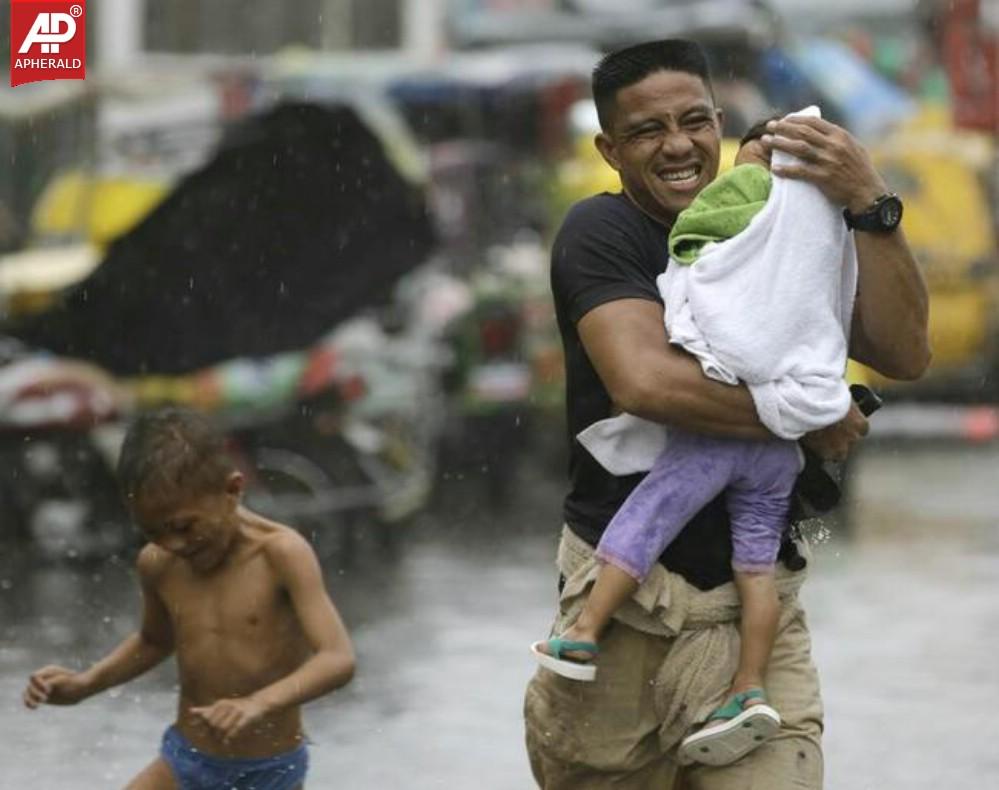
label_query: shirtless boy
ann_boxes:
[23,407,355,789]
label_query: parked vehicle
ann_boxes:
[230,304,451,560]
[0,287,451,563]
[0,349,130,560]
[442,260,534,507]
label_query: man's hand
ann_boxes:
[763,115,888,213]
[801,402,869,463]
[190,696,269,743]
[23,665,92,708]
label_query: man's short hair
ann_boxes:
[592,39,714,132]
[117,407,236,504]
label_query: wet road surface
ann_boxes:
[1,442,997,788]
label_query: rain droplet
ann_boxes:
[0,579,12,591]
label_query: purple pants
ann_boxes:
[596,430,800,580]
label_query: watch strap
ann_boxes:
[843,193,901,232]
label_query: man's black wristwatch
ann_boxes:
[843,193,903,233]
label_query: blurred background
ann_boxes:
[0,0,996,787]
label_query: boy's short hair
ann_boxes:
[592,39,714,132]
[117,407,236,504]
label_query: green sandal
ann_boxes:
[678,688,781,767]
[530,637,599,682]
[708,689,769,721]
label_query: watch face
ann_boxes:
[878,196,903,229]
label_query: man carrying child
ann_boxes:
[525,39,929,789]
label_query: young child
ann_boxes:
[532,108,858,767]
[23,407,355,789]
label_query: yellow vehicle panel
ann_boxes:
[869,124,998,394]
[873,149,994,285]
[31,169,169,248]
[925,288,993,367]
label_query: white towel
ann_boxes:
[576,412,668,475]
[580,105,857,475]
[662,105,856,440]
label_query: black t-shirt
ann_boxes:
[551,192,800,591]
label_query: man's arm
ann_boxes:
[849,227,931,379]
[578,289,870,459]
[763,115,931,380]
[24,546,174,708]
[578,297,771,439]
[190,530,355,741]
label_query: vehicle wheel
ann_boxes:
[246,446,368,563]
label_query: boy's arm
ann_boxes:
[191,530,354,740]
[255,531,356,706]
[24,546,174,708]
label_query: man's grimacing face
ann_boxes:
[596,69,723,225]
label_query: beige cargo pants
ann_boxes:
[524,528,823,789]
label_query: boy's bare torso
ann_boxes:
[147,515,311,758]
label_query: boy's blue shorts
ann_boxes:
[160,725,308,789]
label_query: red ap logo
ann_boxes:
[10,0,87,87]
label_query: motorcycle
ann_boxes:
[231,304,451,561]
[0,350,131,560]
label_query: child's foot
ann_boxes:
[678,688,781,767]
[530,627,600,682]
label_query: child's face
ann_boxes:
[132,474,244,572]
[734,138,771,169]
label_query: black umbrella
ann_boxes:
[10,101,436,375]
